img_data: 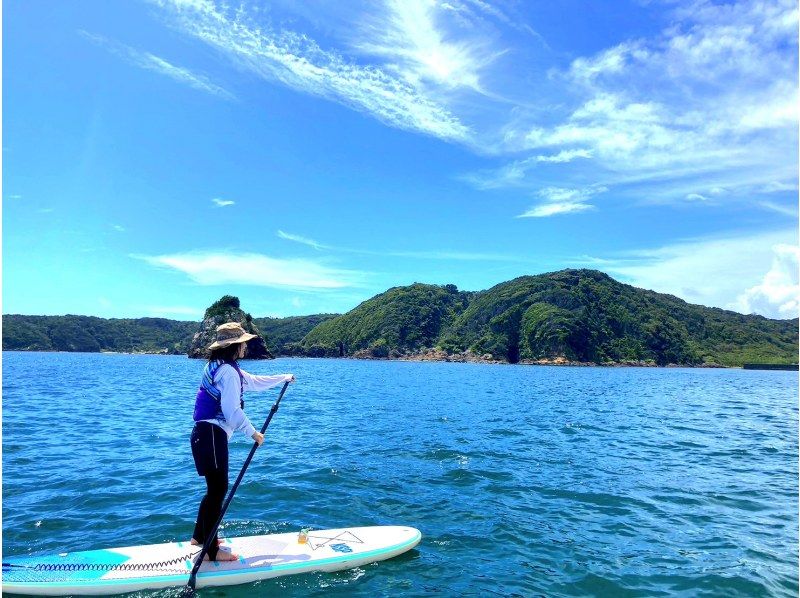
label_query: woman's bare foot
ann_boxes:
[203,547,239,562]
[191,538,224,546]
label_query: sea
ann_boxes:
[2,352,798,597]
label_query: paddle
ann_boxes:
[185,380,291,593]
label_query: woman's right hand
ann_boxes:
[252,431,265,446]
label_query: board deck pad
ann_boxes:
[2,526,421,596]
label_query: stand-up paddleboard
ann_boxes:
[2,525,421,596]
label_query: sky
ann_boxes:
[3,0,798,321]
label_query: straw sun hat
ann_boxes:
[207,322,257,351]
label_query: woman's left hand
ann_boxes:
[287,374,296,383]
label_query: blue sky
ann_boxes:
[4,0,798,320]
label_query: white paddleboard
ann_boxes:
[2,525,421,595]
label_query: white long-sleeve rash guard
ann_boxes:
[201,365,293,440]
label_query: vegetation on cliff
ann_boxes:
[297,270,797,367]
[299,283,472,357]
[4,270,796,367]
[253,314,339,355]
[438,270,796,366]
[188,295,272,359]
[2,315,196,354]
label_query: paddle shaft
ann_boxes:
[187,380,290,590]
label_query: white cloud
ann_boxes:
[277,230,329,250]
[567,42,644,84]
[459,149,593,190]
[278,229,524,262]
[580,228,799,318]
[537,186,606,202]
[667,0,797,82]
[139,53,236,99]
[685,193,708,202]
[113,224,125,232]
[534,149,593,163]
[156,0,471,142]
[758,200,799,217]
[354,0,493,92]
[761,181,798,193]
[80,30,235,100]
[522,93,718,172]
[488,0,798,204]
[517,186,606,218]
[136,250,365,290]
[7,194,22,199]
[733,244,799,318]
[154,0,796,212]
[459,161,529,189]
[436,0,548,45]
[212,198,235,207]
[518,202,594,218]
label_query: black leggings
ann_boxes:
[191,422,230,561]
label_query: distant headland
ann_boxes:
[3,269,798,368]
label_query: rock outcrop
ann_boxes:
[188,296,273,359]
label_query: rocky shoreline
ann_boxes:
[348,347,729,368]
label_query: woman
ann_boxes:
[190,322,295,561]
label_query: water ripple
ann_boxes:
[2,354,797,597]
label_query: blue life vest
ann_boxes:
[193,360,245,422]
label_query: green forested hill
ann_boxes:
[2,315,197,354]
[299,270,797,366]
[438,269,796,366]
[253,314,340,354]
[1,313,338,356]
[300,283,473,357]
[3,270,797,366]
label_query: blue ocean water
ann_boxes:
[2,352,798,597]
